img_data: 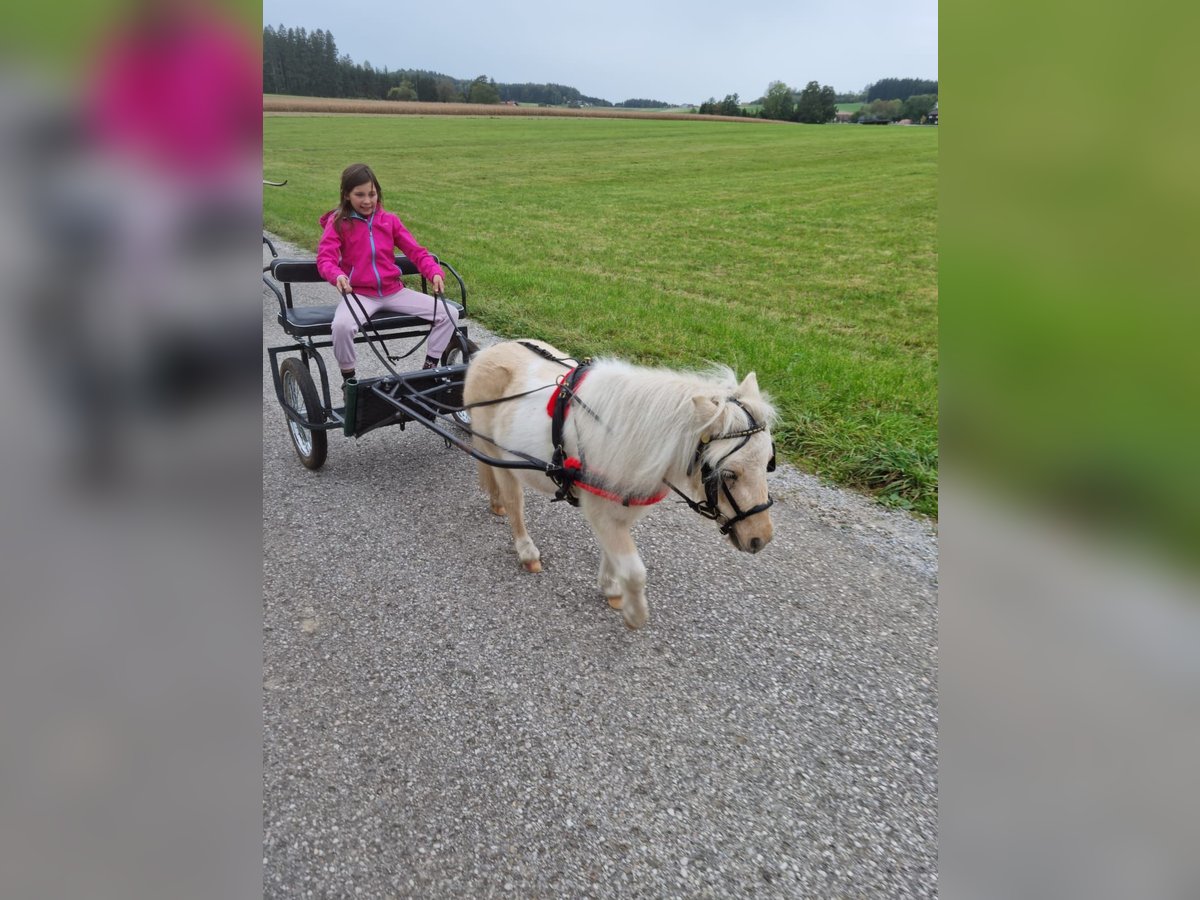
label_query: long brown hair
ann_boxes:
[332,163,383,229]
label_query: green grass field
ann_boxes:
[264,116,938,515]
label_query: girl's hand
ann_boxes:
[335,274,351,294]
[431,274,445,295]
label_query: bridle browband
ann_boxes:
[666,397,776,536]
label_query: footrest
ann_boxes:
[342,377,412,438]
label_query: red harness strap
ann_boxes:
[546,367,587,418]
[562,458,669,506]
[547,370,667,507]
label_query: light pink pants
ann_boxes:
[331,288,460,372]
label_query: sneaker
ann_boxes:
[421,356,438,370]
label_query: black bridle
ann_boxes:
[666,397,776,536]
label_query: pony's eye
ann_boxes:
[722,470,738,483]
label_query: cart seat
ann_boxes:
[280,300,465,337]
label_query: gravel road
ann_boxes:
[262,235,938,898]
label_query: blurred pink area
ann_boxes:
[0,8,264,895]
[85,1,260,178]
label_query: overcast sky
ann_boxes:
[261,0,937,104]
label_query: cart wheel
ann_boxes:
[279,357,328,470]
[440,335,480,428]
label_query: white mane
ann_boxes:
[563,358,776,497]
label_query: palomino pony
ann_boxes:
[463,339,777,629]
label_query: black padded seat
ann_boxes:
[278,299,465,337]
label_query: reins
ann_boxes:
[354,332,776,529]
[341,288,453,376]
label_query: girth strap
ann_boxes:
[549,364,592,505]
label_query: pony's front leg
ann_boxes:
[583,503,647,629]
[495,469,541,572]
[598,551,623,610]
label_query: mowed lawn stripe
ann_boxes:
[264,116,938,515]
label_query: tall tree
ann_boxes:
[388,80,417,101]
[760,81,795,121]
[903,93,938,122]
[856,98,904,122]
[435,78,462,102]
[794,81,837,123]
[467,76,500,104]
[718,94,742,116]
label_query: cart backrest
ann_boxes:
[263,252,466,318]
[269,256,421,283]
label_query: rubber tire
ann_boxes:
[440,334,480,428]
[279,357,328,470]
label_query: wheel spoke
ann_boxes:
[283,370,313,456]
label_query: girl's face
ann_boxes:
[346,180,378,217]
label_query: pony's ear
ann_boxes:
[692,394,722,429]
[737,372,760,396]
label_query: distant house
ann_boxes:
[835,110,853,123]
[927,102,938,125]
[504,100,519,106]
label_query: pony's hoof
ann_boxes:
[522,559,542,573]
[622,607,647,630]
[606,595,624,610]
[490,504,507,516]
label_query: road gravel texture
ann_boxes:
[263,236,938,898]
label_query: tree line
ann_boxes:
[833,78,938,104]
[696,76,937,124]
[692,81,837,123]
[616,99,672,109]
[852,94,937,124]
[263,25,936,121]
[265,25,616,107]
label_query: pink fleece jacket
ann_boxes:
[316,206,445,298]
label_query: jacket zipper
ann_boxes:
[351,212,384,296]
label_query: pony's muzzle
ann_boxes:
[729,521,773,553]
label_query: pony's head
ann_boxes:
[691,371,777,553]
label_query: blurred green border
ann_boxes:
[943,2,1200,564]
[3,0,261,71]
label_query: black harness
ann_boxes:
[520,342,775,530]
[548,360,593,505]
[515,341,599,505]
[666,397,776,536]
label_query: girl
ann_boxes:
[316,163,458,379]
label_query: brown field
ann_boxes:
[262,94,781,124]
